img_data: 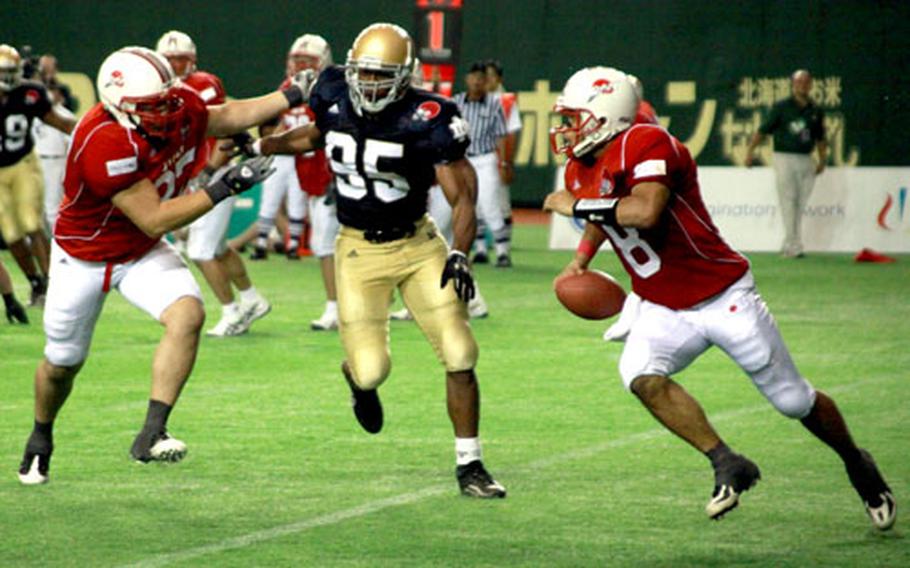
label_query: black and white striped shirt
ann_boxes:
[453,92,508,156]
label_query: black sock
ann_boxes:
[142,400,173,435]
[27,275,42,291]
[705,442,733,468]
[3,292,15,309]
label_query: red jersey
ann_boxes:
[278,77,331,197]
[635,100,659,125]
[182,70,226,167]
[55,86,210,263]
[565,124,748,309]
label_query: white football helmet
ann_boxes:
[0,44,23,92]
[550,66,639,158]
[156,30,197,77]
[287,34,332,75]
[345,23,413,115]
[97,46,185,139]
[627,73,644,100]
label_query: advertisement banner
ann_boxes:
[549,167,910,253]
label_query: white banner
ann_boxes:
[548,166,910,253]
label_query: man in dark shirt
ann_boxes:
[745,69,827,258]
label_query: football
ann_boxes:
[554,270,627,320]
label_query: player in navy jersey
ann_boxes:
[0,44,75,306]
[248,23,505,498]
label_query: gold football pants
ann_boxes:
[0,152,45,242]
[335,215,478,390]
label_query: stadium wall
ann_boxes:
[7,1,909,207]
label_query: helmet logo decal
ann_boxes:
[592,78,614,95]
[413,101,441,121]
[106,70,125,89]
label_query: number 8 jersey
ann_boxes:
[309,66,469,230]
[565,123,749,309]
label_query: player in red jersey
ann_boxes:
[17,45,309,485]
[543,67,895,530]
[157,31,271,337]
[257,34,339,329]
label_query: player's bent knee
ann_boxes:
[770,379,816,419]
[44,344,88,369]
[162,296,206,334]
[442,334,478,373]
[629,374,670,401]
[350,353,391,391]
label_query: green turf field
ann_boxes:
[1,225,908,567]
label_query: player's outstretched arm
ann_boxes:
[259,124,323,156]
[437,158,478,255]
[112,178,215,238]
[206,92,292,138]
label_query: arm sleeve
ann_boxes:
[80,128,145,198]
[623,127,677,190]
[32,85,53,118]
[758,103,781,135]
[426,103,469,165]
[309,66,342,133]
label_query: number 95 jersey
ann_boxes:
[309,66,469,230]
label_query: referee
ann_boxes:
[453,61,511,267]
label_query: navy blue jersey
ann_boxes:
[309,66,469,231]
[0,81,52,167]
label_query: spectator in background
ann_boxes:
[33,54,75,229]
[627,73,659,125]
[484,60,520,258]
[38,55,77,113]
[745,69,827,258]
[454,61,510,267]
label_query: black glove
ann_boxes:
[204,156,275,205]
[282,69,318,107]
[219,132,260,160]
[440,251,475,302]
[3,293,29,324]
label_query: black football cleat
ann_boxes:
[5,295,29,324]
[342,362,383,434]
[472,252,489,265]
[18,431,52,485]
[456,460,506,499]
[249,246,268,261]
[286,248,301,261]
[130,430,188,463]
[495,254,512,268]
[706,452,761,520]
[846,448,897,531]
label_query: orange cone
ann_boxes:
[854,248,896,263]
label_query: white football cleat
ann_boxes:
[206,308,249,337]
[311,310,339,331]
[389,307,413,321]
[18,455,49,485]
[148,435,188,463]
[468,294,488,319]
[241,296,272,327]
[866,491,897,531]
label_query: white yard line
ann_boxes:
[124,378,878,567]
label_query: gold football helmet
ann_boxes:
[0,44,23,92]
[345,23,413,114]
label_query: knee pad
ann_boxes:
[441,328,478,373]
[752,363,816,419]
[349,350,391,391]
[44,341,88,368]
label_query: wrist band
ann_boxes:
[576,238,597,259]
[573,197,619,226]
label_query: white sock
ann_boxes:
[494,241,510,257]
[222,301,240,316]
[239,286,259,304]
[474,239,488,255]
[455,437,482,466]
[325,300,338,316]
